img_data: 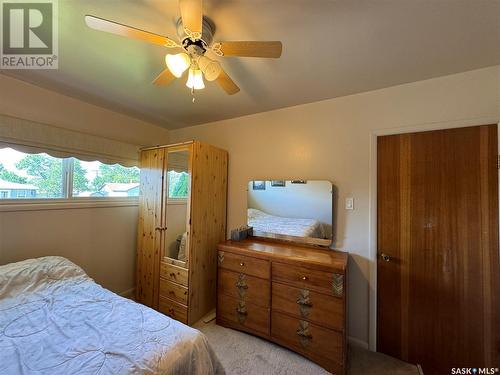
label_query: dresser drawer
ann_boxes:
[159,296,188,324]
[160,278,189,305]
[160,262,189,287]
[218,269,270,308]
[272,262,344,297]
[218,251,270,279]
[271,311,343,365]
[272,282,344,331]
[217,294,270,336]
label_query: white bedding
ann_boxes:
[0,256,224,375]
[248,208,325,238]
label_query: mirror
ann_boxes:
[247,180,333,246]
[164,148,191,266]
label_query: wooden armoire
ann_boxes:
[136,141,228,325]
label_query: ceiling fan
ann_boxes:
[84,0,282,98]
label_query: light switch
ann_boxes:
[345,197,354,210]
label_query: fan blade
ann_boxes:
[179,0,203,39]
[212,41,282,58]
[216,68,240,95]
[85,15,179,48]
[153,69,176,86]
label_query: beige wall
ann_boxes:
[0,205,138,293]
[0,75,170,295]
[169,66,500,345]
[0,74,169,146]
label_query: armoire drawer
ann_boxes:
[272,282,344,331]
[271,311,343,365]
[159,296,188,324]
[272,262,344,297]
[217,294,270,336]
[159,278,189,305]
[160,262,189,287]
[218,268,270,308]
[218,251,270,279]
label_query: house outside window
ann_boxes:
[0,147,140,200]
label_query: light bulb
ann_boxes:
[165,53,190,78]
[186,68,205,90]
[198,56,222,81]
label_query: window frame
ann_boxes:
[0,151,140,210]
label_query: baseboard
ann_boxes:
[348,336,369,350]
[119,288,136,300]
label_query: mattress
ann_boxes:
[0,256,224,375]
[248,208,325,238]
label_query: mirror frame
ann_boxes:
[247,179,333,247]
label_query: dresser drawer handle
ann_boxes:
[236,306,248,315]
[297,300,312,307]
[169,272,176,278]
[301,276,309,281]
[296,331,312,339]
[239,262,245,266]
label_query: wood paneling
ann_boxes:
[188,141,228,325]
[136,148,164,308]
[377,125,500,374]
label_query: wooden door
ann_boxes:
[136,148,165,308]
[377,125,500,374]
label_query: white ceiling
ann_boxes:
[2,0,500,129]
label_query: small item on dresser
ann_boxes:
[231,226,253,241]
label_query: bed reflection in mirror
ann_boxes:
[247,180,333,246]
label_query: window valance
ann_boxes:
[0,114,139,167]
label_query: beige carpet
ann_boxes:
[195,320,419,375]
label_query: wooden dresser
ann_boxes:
[216,238,348,375]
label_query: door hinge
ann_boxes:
[498,155,500,169]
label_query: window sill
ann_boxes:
[0,198,139,212]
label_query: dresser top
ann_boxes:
[218,238,348,272]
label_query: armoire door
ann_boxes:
[136,148,165,308]
[377,125,500,375]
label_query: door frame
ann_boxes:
[367,117,500,351]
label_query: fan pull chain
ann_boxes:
[191,87,195,103]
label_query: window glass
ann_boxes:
[72,160,140,197]
[0,147,140,200]
[0,148,64,199]
[168,170,189,199]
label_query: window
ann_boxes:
[0,147,139,200]
[72,160,140,198]
[167,170,189,200]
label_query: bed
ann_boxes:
[247,208,326,238]
[0,256,224,375]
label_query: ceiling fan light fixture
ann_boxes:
[197,56,222,81]
[186,68,205,90]
[165,53,190,78]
